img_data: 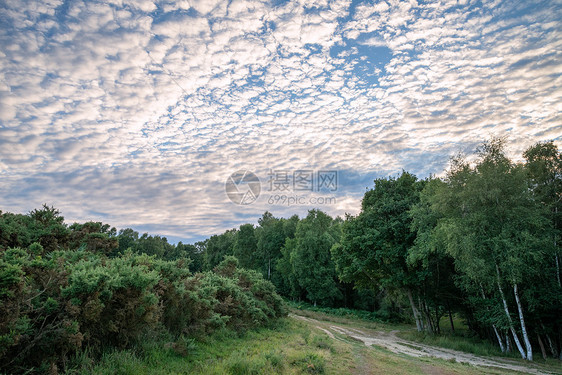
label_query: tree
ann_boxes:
[437,138,553,360]
[133,233,175,259]
[0,211,33,251]
[332,171,425,330]
[524,141,562,288]
[275,236,303,300]
[117,228,139,254]
[291,210,341,306]
[28,205,69,252]
[175,242,204,272]
[233,224,258,270]
[203,229,237,270]
[69,221,118,255]
[255,212,285,280]
[408,177,464,334]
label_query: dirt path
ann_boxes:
[290,314,557,375]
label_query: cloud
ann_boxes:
[0,0,560,241]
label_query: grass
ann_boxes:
[67,308,560,375]
[287,301,383,322]
[69,318,352,375]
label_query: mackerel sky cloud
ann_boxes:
[0,0,560,242]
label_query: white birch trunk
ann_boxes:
[493,326,505,353]
[480,284,505,352]
[513,283,533,361]
[496,264,526,359]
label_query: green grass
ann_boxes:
[287,301,382,322]
[67,308,560,375]
[68,318,351,375]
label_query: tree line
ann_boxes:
[193,138,562,361]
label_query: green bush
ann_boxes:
[0,249,286,374]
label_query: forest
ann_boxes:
[1,138,560,373]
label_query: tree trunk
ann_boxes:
[268,258,271,280]
[537,334,547,360]
[554,254,562,288]
[418,296,426,329]
[513,283,533,361]
[434,303,441,334]
[496,265,526,359]
[505,331,511,353]
[479,284,503,352]
[447,304,455,333]
[493,326,506,353]
[422,300,434,333]
[554,207,562,288]
[407,289,423,332]
[544,332,557,358]
[558,327,562,361]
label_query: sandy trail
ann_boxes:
[290,314,557,375]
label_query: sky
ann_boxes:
[0,0,560,243]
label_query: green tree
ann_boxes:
[233,223,258,270]
[117,228,139,254]
[274,215,301,297]
[438,138,551,360]
[134,233,175,259]
[292,210,341,306]
[69,221,118,255]
[408,177,464,334]
[524,141,562,289]
[175,242,204,272]
[203,229,237,270]
[28,205,69,252]
[255,212,285,280]
[275,236,303,300]
[0,211,33,250]
[332,171,425,330]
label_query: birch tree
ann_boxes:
[439,138,550,360]
[524,141,562,288]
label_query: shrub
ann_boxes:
[0,247,286,374]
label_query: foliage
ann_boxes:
[290,210,342,306]
[0,212,286,374]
